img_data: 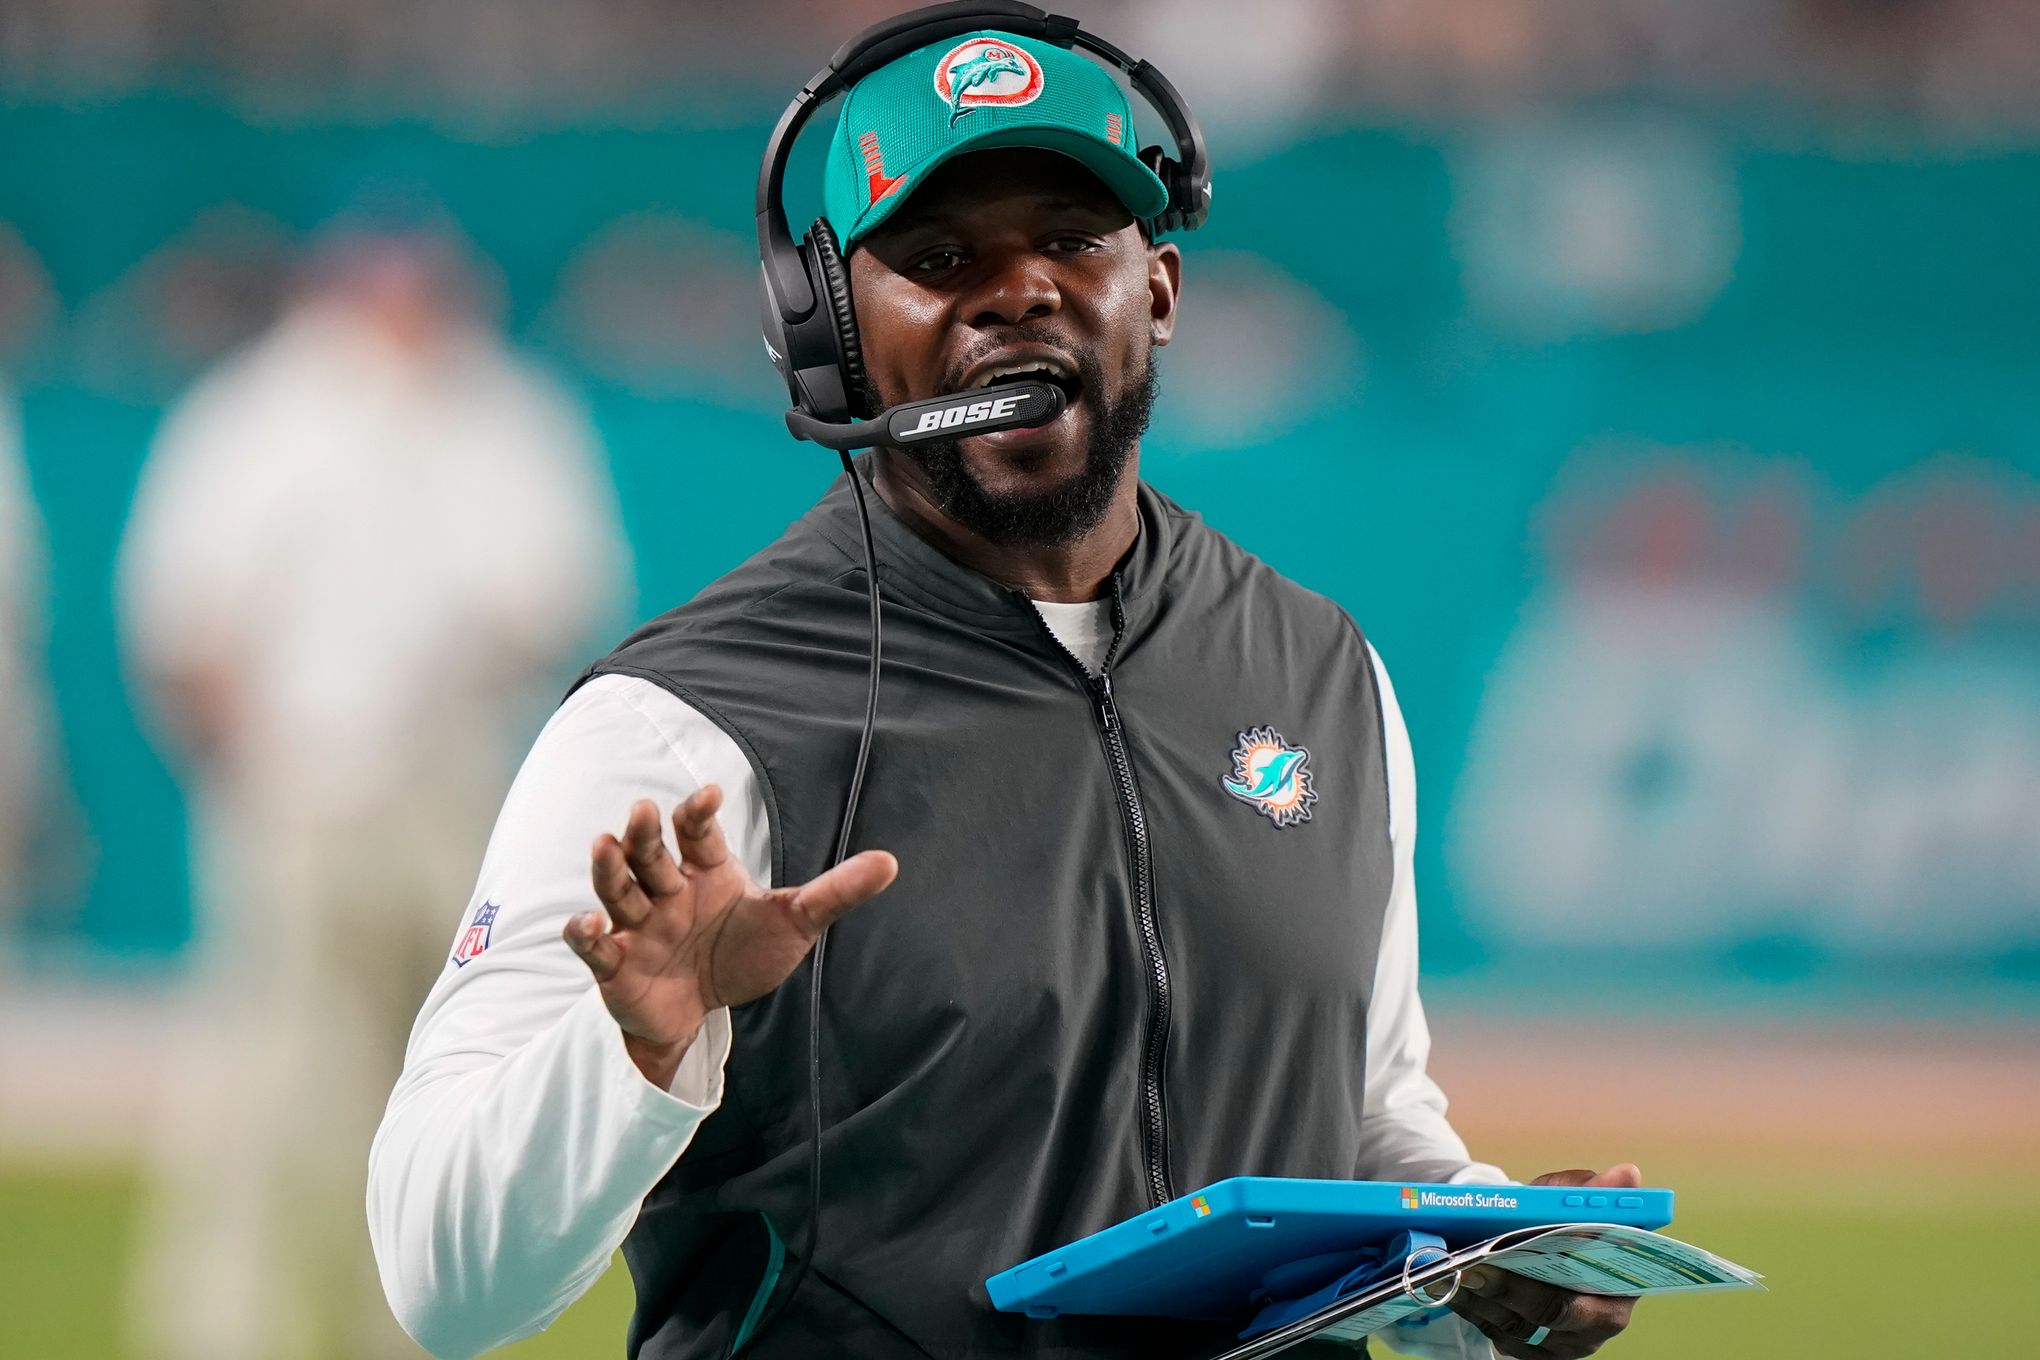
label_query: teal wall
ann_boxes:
[4,94,2035,1011]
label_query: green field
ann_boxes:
[3,1163,2033,1358]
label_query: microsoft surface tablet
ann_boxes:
[986,1177,1674,1320]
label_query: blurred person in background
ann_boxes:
[116,203,631,1360]
[0,222,74,928]
[0,383,54,916]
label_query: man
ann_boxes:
[370,23,1640,1360]
[0,379,57,915]
[120,216,628,1360]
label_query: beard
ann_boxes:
[860,337,1159,551]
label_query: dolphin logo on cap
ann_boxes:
[947,47,1027,123]
[933,38,1046,126]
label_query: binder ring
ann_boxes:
[1400,1244,1461,1307]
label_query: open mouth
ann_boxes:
[960,357,1084,407]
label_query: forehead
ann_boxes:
[865,147,1132,240]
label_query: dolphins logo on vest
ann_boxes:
[1221,726,1318,828]
[932,39,1045,126]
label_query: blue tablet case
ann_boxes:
[985,1177,1675,1320]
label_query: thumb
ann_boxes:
[1532,1163,1644,1189]
[787,849,899,932]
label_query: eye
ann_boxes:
[908,248,967,275]
[1043,233,1103,255]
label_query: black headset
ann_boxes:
[734,7,1208,1352]
[756,0,1212,436]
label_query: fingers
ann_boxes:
[1450,1292,1569,1359]
[1451,1268,1632,1359]
[1530,1163,1643,1189]
[622,798,685,897]
[672,784,730,874]
[562,909,624,982]
[591,833,655,928]
[592,795,705,930]
[787,849,899,933]
[1460,1266,1583,1327]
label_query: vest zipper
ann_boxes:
[1091,665,1176,1209]
[1023,577,1176,1209]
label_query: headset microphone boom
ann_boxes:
[781,379,1066,451]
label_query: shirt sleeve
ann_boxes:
[1361,645,1507,1360]
[367,673,769,1360]
[116,367,261,683]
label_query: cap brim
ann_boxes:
[846,123,1170,247]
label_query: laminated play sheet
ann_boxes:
[1217,1223,1762,1358]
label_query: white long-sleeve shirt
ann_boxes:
[369,605,1501,1359]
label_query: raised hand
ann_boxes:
[563,784,898,1088]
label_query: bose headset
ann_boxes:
[739,4,1209,1351]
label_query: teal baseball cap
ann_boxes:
[822,30,1170,249]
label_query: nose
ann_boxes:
[967,248,1061,328]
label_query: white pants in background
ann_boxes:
[129,780,495,1360]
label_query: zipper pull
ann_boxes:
[1094,674,1118,731]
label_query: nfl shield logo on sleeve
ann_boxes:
[452,901,500,967]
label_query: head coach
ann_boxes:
[369,6,1646,1359]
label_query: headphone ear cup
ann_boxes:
[1139,145,1181,234]
[808,218,868,412]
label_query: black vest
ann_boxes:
[582,457,1394,1359]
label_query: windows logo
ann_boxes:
[1400,1186,1420,1210]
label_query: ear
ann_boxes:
[1147,240,1183,347]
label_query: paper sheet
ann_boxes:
[1489,1224,1760,1295]
[1211,1222,1762,1359]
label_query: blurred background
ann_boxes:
[1,0,2035,1357]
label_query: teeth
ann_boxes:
[969,357,1075,389]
